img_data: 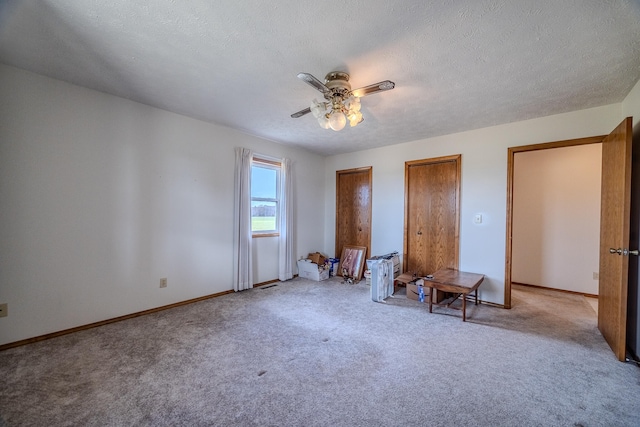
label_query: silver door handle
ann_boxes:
[610,248,639,256]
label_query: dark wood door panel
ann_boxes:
[336,167,372,261]
[404,156,460,277]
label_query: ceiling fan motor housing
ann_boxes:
[324,72,352,101]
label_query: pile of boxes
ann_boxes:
[297,252,330,281]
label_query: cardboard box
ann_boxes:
[308,252,327,266]
[297,260,330,281]
[407,280,444,303]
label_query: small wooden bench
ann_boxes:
[423,268,484,321]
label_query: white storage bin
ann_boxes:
[297,260,330,281]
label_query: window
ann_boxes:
[251,158,280,236]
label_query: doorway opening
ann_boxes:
[507,118,633,361]
[505,135,605,308]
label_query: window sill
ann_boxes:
[252,233,280,238]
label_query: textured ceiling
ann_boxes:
[1,0,639,156]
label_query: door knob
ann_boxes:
[609,248,639,256]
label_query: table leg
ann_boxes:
[428,286,433,313]
[475,289,478,305]
[462,294,467,322]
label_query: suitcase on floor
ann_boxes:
[370,259,394,302]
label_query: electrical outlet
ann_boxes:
[160,278,167,288]
[0,303,7,318]
[593,272,599,280]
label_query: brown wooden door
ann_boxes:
[335,167,372,262]
[599,117,633,361]
[404,155,460,276]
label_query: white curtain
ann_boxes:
[233,147,253,291]
[278,158,294,281]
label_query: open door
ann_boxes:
[599,117,633,361]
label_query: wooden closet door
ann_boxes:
[404,155,460,276]
[335,167,372,261]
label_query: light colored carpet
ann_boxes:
[0,279,638,426]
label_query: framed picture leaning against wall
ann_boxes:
[338,245,367,282]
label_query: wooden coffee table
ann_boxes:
[423,268,484,321]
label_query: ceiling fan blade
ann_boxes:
[351,80,395,98]
[297,73,330,94]
[291,107,311,118]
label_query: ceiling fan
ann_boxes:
[291,71,395,131]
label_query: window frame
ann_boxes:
[251,157,281,238]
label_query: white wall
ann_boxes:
[512,145,602,294]
[324,104,622,305]
[0,64,326,345]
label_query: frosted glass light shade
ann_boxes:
[348,110,363,127]
[329,111,346,131]
[318,116,330,129]
[346,96,361,112]
[310,99,327,119]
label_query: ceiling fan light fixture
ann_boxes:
[329,110,347,131]
[291,71,395,131]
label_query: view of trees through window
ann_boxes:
[251,160,279,233]
[251,202,276,231]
